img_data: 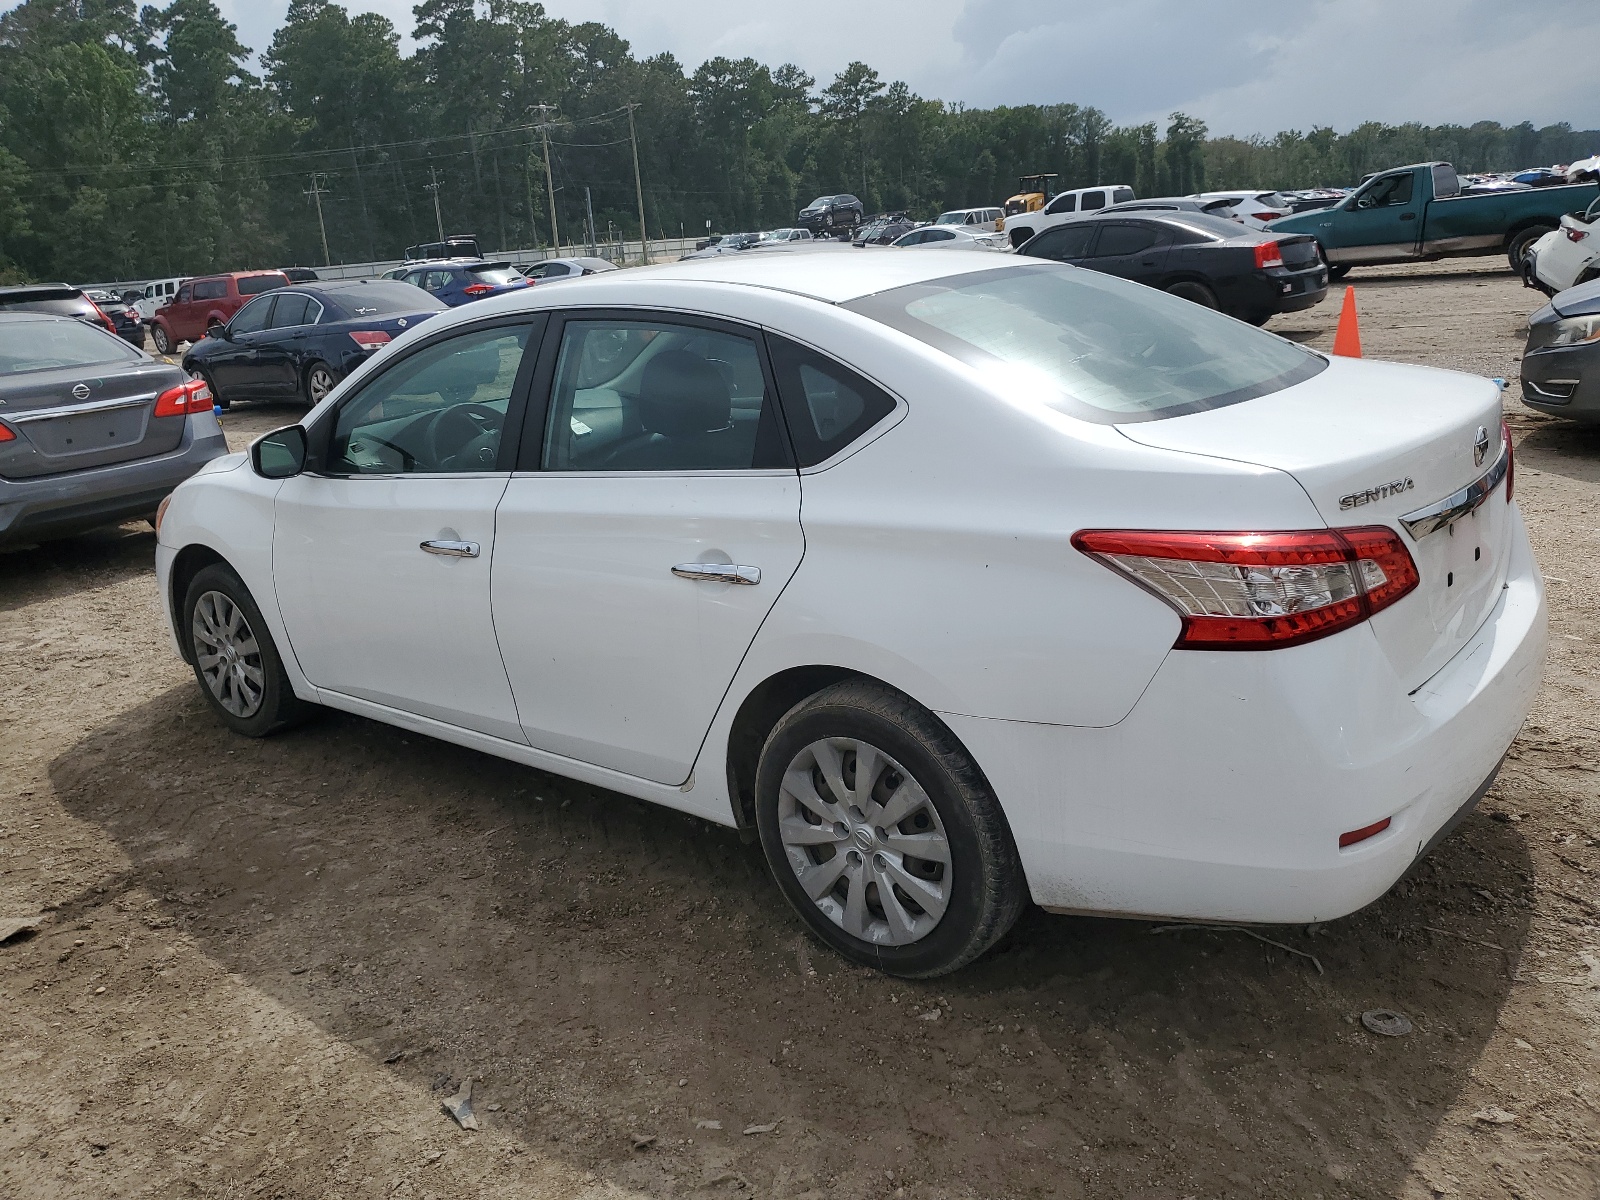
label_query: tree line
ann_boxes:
[1,0,1596,283]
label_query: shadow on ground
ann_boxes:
[48,682,1536,1199]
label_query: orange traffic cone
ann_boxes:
[1331,286,1362,358]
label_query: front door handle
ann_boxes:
[672,563,761,585]
[421,539,480,558]
[1399,212,1417,221]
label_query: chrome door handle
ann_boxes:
[420,539,480,558]
[672,563,761,585]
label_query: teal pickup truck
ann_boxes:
[1270,162,1600,279]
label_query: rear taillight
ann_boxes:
[1567,226,1589,242]
[1072,526,1420,650]
[1251,211,1279,221]
[1253,241,1284,269]
[349,330,391,350]
[152,379,213,418]
[0,421,14,443]
[462,283,494,296]
[1502,419,1514,501]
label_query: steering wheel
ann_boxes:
[426,402,503,469]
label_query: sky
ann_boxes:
[17,0,1600,138]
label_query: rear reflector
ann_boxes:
[0,421,14,443]
[1253,240,1284,269]
[349,330,391,349]
[1339,817,1391,848]
[1567,227,1589,242]
[1072,526,1420,650]
[153,379,214,418]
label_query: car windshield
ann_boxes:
[806,197,831,208]
[935,212,967,225]
[0,319,140,372]
[466,265,524,285]
[328,281,447,316]
[846,264,1325,424]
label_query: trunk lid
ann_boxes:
[0,360,189,479]
[1117,356,1513,690]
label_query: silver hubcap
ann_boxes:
[192,590,264,718]
[778,738,952,947]
[309,368,334,402]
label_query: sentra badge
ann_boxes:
[1339,478,1415,510]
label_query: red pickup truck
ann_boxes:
[150,271,289,354]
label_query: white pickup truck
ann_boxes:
[1000,184,1135,248]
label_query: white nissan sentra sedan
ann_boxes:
[154,251,1546,977]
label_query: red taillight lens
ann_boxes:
[1339,817,1391,848]
[1251,211,1279,221]
[1072,526,1420,650]
[0,421,14,443]
[1567,227,1589,242]
[1502,418,1514,501]
[462,283,494,296]
[1253,240,1284,269]
[349,330,391,350]
[153,379,213,418]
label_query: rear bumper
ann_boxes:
[1521,341,1600,419]
[1226,265,1328,315]
[0,414,228,545]
[945,504,1546,924]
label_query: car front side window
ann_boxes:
[327,324,534,475]
[228,295,275,335]
[541,319,788,473]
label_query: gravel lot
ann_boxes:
[2,260,1597,1199]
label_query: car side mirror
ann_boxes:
[210,320,230,340]
[252,425,308,479]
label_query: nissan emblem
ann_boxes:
[72,383,91,400]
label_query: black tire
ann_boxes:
[1241,310,1274,327]
[1327,264,1351,281]
[753,680,1028,978]
[1165,279,1219,309]
[196,369,227,411]
[182,562,315,737]
[1507,224,1555,273]
[151,323,173,355]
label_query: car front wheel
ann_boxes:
[183,562,315,737]
[754,680,1028,977]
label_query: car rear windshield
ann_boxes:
[0,294,94,319]
[466,265,524,285]
[238,274,289,295]
[0,319,140,373]
[845,264,1325,424]
[328,281,446,316]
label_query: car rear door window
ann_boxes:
[270,294,313,328]
[193,280,225,301]
[329,324,534,474]
[1023,224,1097,261]
[541,320,788,472]
[766,335,897,467]
[1090,224,1163,257]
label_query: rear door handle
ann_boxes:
[421,539,480,558]
[672,563,761,585]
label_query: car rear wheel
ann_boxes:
[196,369,227,411]
[754,680,1028,978]
[1507,224,1556,273]
[183,563,315,737]
[304,362,337,405]
[1241,310,1274,327]
[151,324,173,355]
[1165,280,1219,309]
[1327,264,1351,281]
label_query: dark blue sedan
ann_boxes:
[397,259,531,306]
[182,281,447,409]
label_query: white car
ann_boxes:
[155,251,1546,977]
[1191,191,1294,228]
[890,226,1005,250]
[1000,185,1136,247]
[760,228,815,243]
[133,276,184,322]
[932,207,1005,233]
[1526,195,1600,295]
[519,256,620,282]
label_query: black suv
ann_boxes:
[797,194,864,236]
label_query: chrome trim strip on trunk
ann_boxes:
[1399,444,1510,539]
[8,393,157,423]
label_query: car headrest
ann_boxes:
[638,350,731,437]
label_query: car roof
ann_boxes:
[556,243,1020,304]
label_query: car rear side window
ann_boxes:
[1080,190,1108,211]
[1112,188,1135,204]
[1023,224,1096,260]
[847,264,1325,424]
[0,320,139,372]
[237,275,287,296]
[1091,224,1164,256]
[767,335,897,467]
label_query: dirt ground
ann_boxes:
[2,259,1597,1200]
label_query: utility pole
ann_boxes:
[424,168,445,242]
[304,173,332,266]
[584,186,597,257]
[627,103,650,263]
[535,103,560,251]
